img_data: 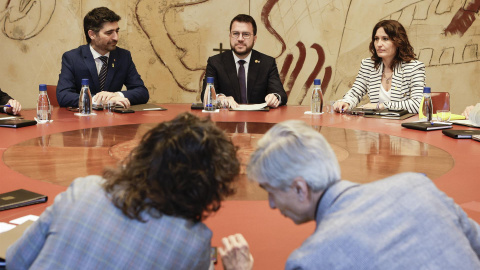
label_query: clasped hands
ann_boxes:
[217,93,280,109]
[93,91,130,108]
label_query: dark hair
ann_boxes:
[369,20,416,69]
[230,14,257,35]
[103,113,240,222]
[83,7,121,43]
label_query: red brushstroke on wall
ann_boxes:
[444,0,480,36]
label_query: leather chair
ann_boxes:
[431,92,450,111]
[46,85,59,107]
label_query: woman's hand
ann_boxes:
[333,101,350,113]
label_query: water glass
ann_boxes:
[104,101,115,115]
[436,110,451,122]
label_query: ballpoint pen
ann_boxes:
[0,105,12,108]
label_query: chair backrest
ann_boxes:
[46,85,59,107]
[431,92,450,111]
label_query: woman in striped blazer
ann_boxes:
[335,20,425,113]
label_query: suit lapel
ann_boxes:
[223,51,241,101]
[104,49,117,92]
[247,50,260,103]
[82,45,99,91]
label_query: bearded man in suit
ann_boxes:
[201,14,287,108]
[57,7,149,108]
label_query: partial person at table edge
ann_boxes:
[462,103,479,120]
[334,20,425,114]
[201,14,287,109]
[218,120,480,269]
[6,112,240,269]
[0,88,22,115]
[56,7,149,108]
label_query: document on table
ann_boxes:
[450,119,480,128]
[230,103,268,111]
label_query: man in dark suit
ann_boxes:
[0,88,21,115]
[201,14,287,108]
[57,7,149,108]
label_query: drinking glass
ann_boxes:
[104,101,115,115]
[436,110,451,122]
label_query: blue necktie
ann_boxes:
[238,60,247,104]
[99,56,108,91]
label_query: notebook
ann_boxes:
[0,119,37,128]
[442,129,480,139]
[401,122,452,131]
[0,189,48,211]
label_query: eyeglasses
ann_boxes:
[231,32,253,39]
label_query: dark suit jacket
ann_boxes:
[57,45,149,107]
[0,88,13,105]
[201,50,287,105]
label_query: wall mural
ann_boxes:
[0,0,479,111]
[1,0,56,40]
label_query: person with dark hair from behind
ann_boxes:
[334,20,425,113]
[56,7,149,108]
[0,88,21,115]
[201,14,287,109]
[7,112,240,269]
[219,120,480,269]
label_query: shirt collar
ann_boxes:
[90,44,110,59]
[232,50,252,65]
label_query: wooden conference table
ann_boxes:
[1,104,480,269]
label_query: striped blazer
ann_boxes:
[340,58,426,113]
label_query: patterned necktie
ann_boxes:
[98,56,108,91]
[238,60,247,104]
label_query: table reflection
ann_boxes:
[3,122,453,200]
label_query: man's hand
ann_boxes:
[265,93,280,108]
[218,234,253,270]
[462,105,474,119]
[93,91,118,105]
[110,96,131,108]
[6,99,21,115]
[218,95,239,109]
[333,101,350,113]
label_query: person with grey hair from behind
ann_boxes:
[218,120,480,270]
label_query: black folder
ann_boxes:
[0,189,48,211]
[0,119,37,128]
[442,129,480,139]
[401,122,452,131]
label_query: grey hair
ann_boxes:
[247,120,341,192]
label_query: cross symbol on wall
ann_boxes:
[213,43,226,54]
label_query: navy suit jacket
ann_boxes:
[201,50,287,105]
[0,88,13,105]
[57,45,149,107]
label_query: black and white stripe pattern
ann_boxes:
[341,58,426,113]
[98,56,108,92]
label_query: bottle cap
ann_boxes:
[423,87,431,93]
[39,84,47,91]
[314,79,321,85]
[206,77,214,84]
[81,78,89,85]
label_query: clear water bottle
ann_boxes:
[36,84,51,123]
[311,79,323,114]
[203,77,216,111]
[79,78,92,115]
[421,86,433,122]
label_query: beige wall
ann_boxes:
[1,0,479,113]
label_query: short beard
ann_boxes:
[231,44,253,58]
